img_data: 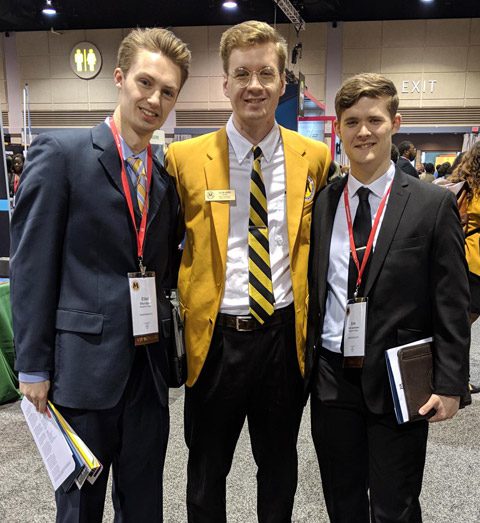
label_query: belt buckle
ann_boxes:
[235,316,253,331]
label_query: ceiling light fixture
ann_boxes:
[272,0,305,32]
[222,1,238,8]
[42,0,57,15]
[420,0,434,3]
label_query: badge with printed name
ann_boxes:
[204,189,236,202]
[128,272,159,346]
[343,297,368,367]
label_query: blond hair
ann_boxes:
[117,28,191,87]
[335,73,399,121]
[219,20,287,74]
[451,142,480,198]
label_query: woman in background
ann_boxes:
[450,142,480,393]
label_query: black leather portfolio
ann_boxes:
[397,342,433,422]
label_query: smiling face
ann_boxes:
[113,48,182,152]
[335,96,401,183]
[223,43,285,143]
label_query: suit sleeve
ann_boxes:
[430,190,470,396]
[10,133,69,373]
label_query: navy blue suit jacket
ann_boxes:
[11,122,178,409]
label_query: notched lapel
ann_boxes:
[204,142,230,270]
[283,136,310,252]
[92,124,169,226]
[364,170,410,296]
[92,123,124,195]
[147,160,169,228]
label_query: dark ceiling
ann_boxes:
[0,0,479,33]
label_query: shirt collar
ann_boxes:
[348,161,396,199]
[105,116,147,163]
[120,138,147,163]
[226,115,281,164]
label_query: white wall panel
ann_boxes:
[381,48,425,74]
[87,78,118,104]
[343,21,382,49]
[51,79,89,103]
[343,48,381,74]
[426,19,471,47]
[16,32,48,56]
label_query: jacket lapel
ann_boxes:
[147,158,168,228]
[282,127,310,253]
[363,167,410,296]
[92,122,124,195]
[203,129,230,271]
[317,177,347,312]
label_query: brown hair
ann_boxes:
[219,20,287,74]
[335,73,399,121]
[117,28,191,87]
[450,142,480,198]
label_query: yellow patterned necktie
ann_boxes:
[248,146,275,323]
[126,156,147,213]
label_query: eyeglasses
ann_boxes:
[229,67,278,88]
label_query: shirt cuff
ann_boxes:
[19,371,50,383]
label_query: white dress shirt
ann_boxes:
[322,163,396,353]
[220,116,293,314]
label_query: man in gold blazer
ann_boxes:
[166,21,330,523]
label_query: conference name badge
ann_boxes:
[343,297,368,367]
[128,272,159,346]
[204,189,236,202]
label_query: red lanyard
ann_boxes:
[109,117,152,273]
[344,180,393,295]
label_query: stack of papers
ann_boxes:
[21,398,103,492]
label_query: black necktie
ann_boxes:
[348,187,372,299]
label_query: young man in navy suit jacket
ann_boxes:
[11,28,190,522]
[306,73,470,522]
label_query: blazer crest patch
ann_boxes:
[305,175,315,202]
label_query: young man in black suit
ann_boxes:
[397,140,419,178]
[306,73,470,522]
[11,28,190,522]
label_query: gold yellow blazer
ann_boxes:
[165,126,331,386]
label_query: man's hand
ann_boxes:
[20,381,50,413]
[419,394,460,423]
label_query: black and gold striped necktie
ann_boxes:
[248,146,275,323]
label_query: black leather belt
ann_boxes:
[216,304,294,332]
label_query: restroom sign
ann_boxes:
[70,42,102,79]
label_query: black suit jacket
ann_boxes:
[306,168,470,414]
[397,156,419,178]
[11,123,178,409]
